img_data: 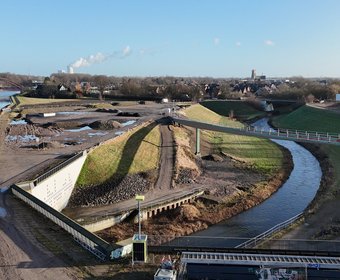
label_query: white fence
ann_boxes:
[235,212,303,248]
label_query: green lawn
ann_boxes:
[200,100,265,121]
[273,105,340,133]
[76,123,161,187]
[273,105,340,199]
[184,104,285,175]
[16,95,80,105]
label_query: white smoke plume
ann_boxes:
[68,46,131,70]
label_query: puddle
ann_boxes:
[121,120,136,127]
[65,126,92,132]
[57,111,89,115]
[1,186,9,193]
[10,119,27,125]
[6,135,39,142]
[88,132,108,137]
[0,208,7,218]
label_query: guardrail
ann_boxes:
[33,151,84,186]
[235,212,304,249]
[171,117,340,146]
[11,184,115,260]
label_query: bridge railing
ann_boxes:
[235,212,304,248]
[172,117,340,144]
[32,151,85,186]
[148,234,340,255]
[250,126,340,142]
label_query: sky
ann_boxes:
[1,0,340,78]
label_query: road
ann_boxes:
[64,117,207,222]
[0,102,186,279]
[0,188,80,280]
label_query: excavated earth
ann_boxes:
[98,132,293,243]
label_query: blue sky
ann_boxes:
[1,0,340,78]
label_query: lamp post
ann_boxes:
[135,195,145,239]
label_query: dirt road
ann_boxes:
[0,189,80,280]
[0,102,172,279]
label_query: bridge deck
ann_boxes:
[172,117,340,146]
[181,252,340,269]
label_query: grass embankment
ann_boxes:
[76,123,161,187]
[273,105,340,204]
[15,95,137,107]
[15,95,80,105]
[200,100,265,121]
[184,104,284,175]
[274,105,340,133]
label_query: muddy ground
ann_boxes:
[97,125,293,243]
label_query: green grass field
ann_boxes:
[76,123,161,187]
[273,105,340,199]
[200,100,265,121]
[16,95,80,105]
[184,104,285,175]
[273,105,340,133]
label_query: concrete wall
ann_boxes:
[135,191,204,223]
[11,184,115,260]
[21,151,87,211]
[83,211,132,233]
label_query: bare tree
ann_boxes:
[93,75,109,100]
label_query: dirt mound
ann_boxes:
[117,112,141,117]
[202,154,224,162]
[43,121,83,129]
[175,204,201,222]
[96,108,121,113]
[7,124,61,137]
[89,120,122,130]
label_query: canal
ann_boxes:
[174,118,322,247]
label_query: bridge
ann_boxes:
[171,117,340,154]
[0,77,23,90]
[179,251,340,279]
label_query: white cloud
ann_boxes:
[236,41,241,47]
[264,40,275,46]
[214,37,220,46]
[122,45,132,57]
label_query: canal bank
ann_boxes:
[187,118,321,246]
[98,118,295,244]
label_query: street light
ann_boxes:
[135,195,145,239]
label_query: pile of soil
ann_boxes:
[89,120,122,130]
[42,121,83,129]
[6,123,61,137]
[99,152,292,243]
[96,108,121,113]
[117,112,141,117]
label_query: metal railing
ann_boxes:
[33,151,84,186]
[171,117,340,146]
[148,235,340,256]
[235,212,304,248]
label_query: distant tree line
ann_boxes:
[2,72,340,102]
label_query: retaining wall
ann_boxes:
[11,184,116,260]
[17,151,87,211]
